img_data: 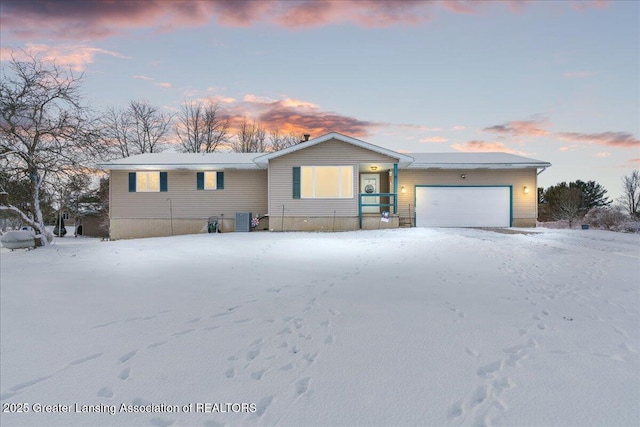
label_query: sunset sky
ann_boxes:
[1,0,638,199]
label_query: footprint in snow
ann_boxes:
[246,349,260,361]
[69,353,102,366]
[92,320,120,329]
[255,396,273,417]
[476,361,502,379]
[9,375,52,392]
[225,368,235,379]
[295,377,310,396]
[97,387,114,398]
[118,350,137,364]
[325,335,335,344]
[251,369,267,380]
[119,368,130,380]
[147,341,167,349]
[465,347,479,357]
[470,385,489,407]
[447,401,465,420]
[171,329,195,337]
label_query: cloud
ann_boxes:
[132,75,154,81]
[559,145,579,152]
[594,152,611,158]
[0,0,601,41]
[452,125,466,131]
[130,75,172,89]
[557,131,640,148]
[420,136,448,143]
[563,71,594,78]
[451,140,530,155]
[206,94,380,137]
[1,43,127,71]
[483,117,550,137]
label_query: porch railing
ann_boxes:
[358,192,397,228]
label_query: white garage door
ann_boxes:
[415,186,511,227]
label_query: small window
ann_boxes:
[197,171,224,190]
[204,172,217,189]
[300,166,353,199]
[129,172,167,192]
[137,172,160,192]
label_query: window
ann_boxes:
[128,172,167,192]
[298,166,353,199]
[197,171,224,190]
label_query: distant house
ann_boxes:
[73,203,109,238]
[98,132,551,239]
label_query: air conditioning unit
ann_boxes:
[235,212,252,232]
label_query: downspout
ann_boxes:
[393,163,398,214]
[535,167,548,223]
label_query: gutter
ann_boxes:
[537,166,549,175]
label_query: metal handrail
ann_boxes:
[358,192,398,228]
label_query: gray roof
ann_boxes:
[97,147,551,171]
[406,152,551,169]
[97,152,264,170]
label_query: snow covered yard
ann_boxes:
[1,228,638,427]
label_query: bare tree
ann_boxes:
[269,128,304,152]
[231,117,268,153]
[618,170,640,218]
[128,100,172,153]
[102,106,133,158]
[552,186,583,227]
[176,100,229,153]
[102,100,172,157]
[0,51,101,245]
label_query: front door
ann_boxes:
[360,174,380,213]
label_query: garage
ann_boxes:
[415,186,511,227]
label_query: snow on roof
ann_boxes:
[254,132,415,166]
[98,152,264,170]
[97,147,551,171]
[406,152,552,169]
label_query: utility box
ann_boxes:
[235,212,252,232]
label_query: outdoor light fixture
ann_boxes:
[523,186,529,194]
[370,166,378,171]
[401,185,406,194]
[461,174,466,179]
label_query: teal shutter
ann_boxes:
[159,172,168,192]
[216,171,224,189]
[128,172,136,192]
[196,172,204,190]
[292,167,301,199]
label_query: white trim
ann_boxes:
[407,163,551,170]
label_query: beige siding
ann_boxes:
[396,168,539,224]
[109,170,267,237]
[268,138,398,216]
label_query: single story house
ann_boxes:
[98,132,551,240]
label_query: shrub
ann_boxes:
[583,207,626,230]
